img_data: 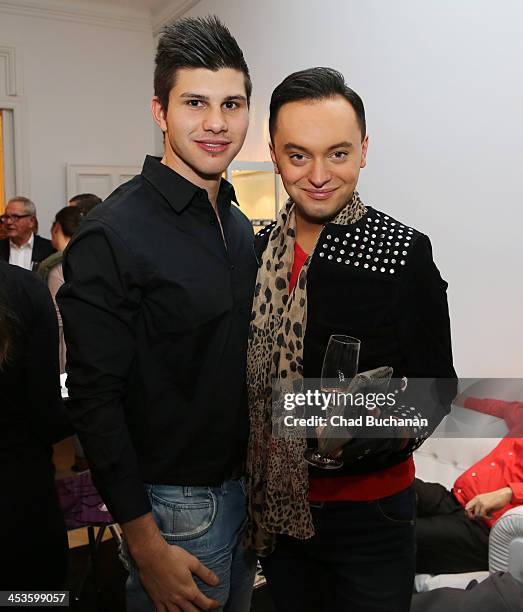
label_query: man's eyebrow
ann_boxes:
[179,93,248,102]
[283,143,309,152]
[283,141,353,152]
[224,95,248,103]
[327,141,353,150]
[180,93,209,101]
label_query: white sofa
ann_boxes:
[413,385,523,591]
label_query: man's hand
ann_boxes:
[464,487,513,520]
[134,540,220,611]
[122,513,220,611]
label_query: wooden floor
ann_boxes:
[53,436,113,549]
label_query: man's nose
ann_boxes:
[308,161,331,188]
[202,107,228,133]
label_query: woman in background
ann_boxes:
[38,206,83,373]
[0,261,70,589]
[38,201,99,472]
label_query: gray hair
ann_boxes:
[8,196,36,217]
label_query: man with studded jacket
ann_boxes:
[246,67,457,612]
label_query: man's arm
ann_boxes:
[58,224,150,523]
[341,234,457,462]
[391,233,457,447]
[58,223,220,611]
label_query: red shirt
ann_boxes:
[452,397,523,527]
[289,241,414,502]
[289,241,308,293]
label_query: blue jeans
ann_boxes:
[261,485,416,612]
[125,479,256,612]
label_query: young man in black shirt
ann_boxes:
[246,68,456,611]
[59,17,257,612]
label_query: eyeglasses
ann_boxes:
[0,214,32,223]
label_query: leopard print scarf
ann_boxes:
[246,192,366,556]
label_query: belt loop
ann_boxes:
[183,486,192,497]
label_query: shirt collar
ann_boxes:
[10,232,34,251]
[141,155,238,214]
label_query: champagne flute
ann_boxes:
[304,334,361,470]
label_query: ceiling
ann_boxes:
[84,0,173,14]
[70,0,202,31]
[0,0,202,33]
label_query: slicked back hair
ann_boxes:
[269,67,366,142]
[154,15,252,112]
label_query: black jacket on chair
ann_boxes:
[0,235,55,268]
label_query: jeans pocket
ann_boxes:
[376,486,415,525]
[149,486,218,543]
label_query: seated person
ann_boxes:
[416,394,523,575]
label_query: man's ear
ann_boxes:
[151,96,167,132]
[360,134,369,169]
[269,141,280,174]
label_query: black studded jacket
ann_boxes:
[254,206,457,478]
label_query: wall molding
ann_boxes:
[0,41,28,197]
[66,164,142,200]
[153,0,202,35]
[0,45,17,96]
[0,0,152,33]
[0,99,31,199]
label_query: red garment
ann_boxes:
[289,241,308,293]
[452,397,523,527]
[289,242,415,502]
[309,457,415,502]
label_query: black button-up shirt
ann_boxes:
[58,156,258,523]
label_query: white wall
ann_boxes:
[0,9,156,235]
[185,0,523,378]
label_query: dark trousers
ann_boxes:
[260,485,416,612]
[415,478,490,574]
[0,453,68,590]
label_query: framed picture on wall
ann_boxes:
[225,161,286,232]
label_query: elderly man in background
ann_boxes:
[0,196,54,270]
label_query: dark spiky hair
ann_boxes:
[269,67,366,141]
[154,15,252,111]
